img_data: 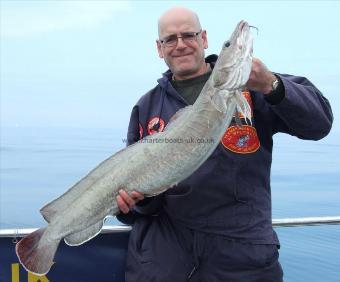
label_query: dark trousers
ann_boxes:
[125,213,283,282]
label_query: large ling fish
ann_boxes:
[16,20,253,275]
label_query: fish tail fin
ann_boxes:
[15,227,59,276]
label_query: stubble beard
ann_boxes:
[169,58,203,80]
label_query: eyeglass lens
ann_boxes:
[162,32,200,47]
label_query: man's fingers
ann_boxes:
[131,191,145,201]
[116,195,130,214]
[119,189,136,207]
[116,189,145,214]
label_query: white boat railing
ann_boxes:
[271,216,340,227]
[1,216,340,238]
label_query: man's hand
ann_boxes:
[246,57,277,94]
[116,190,145,214]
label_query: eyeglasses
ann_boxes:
[159,30,202,47]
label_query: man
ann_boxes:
[116,7,333,282]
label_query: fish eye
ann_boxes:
[224,41,230,48]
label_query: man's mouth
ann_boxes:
[172,53,193,58]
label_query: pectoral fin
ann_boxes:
[211,91,229,113]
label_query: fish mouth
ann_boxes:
[239,20,249,32]
[236,21,251,42]
[241,20,251,32]
[236,21,252,52]
[212,20,253,89]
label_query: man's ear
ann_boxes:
[156,40,164,58]
[201,30,208,49]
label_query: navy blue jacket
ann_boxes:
[119,55,333,244]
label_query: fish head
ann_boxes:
[212,20,253,89]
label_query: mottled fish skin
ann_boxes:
[15,20,253,276]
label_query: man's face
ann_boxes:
[157,16,208,80]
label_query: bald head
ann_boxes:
[156,7,208,80]
[158,7,202,38]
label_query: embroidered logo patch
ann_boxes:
[147,117,165,135]
[221,125,260,154]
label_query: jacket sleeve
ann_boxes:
[116,104,163,225]
[269,74,333,140]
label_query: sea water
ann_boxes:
[1,126,339,281]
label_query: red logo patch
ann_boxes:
[221,125,260,154]
[147,117,165,135]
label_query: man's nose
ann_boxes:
[175,37,187,49]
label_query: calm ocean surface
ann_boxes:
[1,126,339,281]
